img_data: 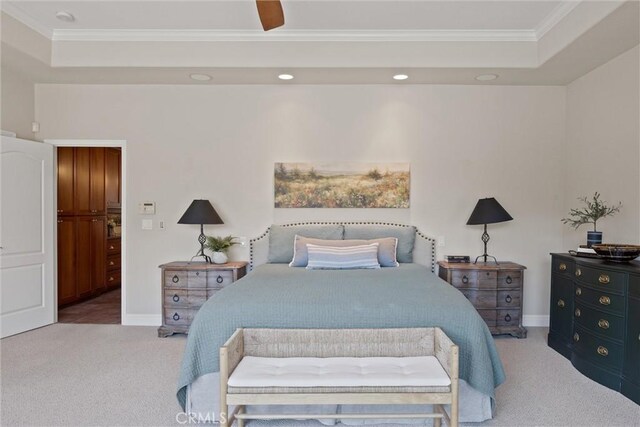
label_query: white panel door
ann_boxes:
[0,136,55,338]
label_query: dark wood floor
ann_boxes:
[58,288,121,324]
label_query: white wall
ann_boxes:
[1,66,35,139]
[35,84,566,324]
[564,45,640,248]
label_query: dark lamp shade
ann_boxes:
[466,197,513,225]
[177,200,223,225]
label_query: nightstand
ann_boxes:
[158,261,247,338]
[438,260,527,338]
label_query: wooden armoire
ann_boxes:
[57,147,120,307]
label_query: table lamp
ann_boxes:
[178,199,223,263]
[466,197,513,264]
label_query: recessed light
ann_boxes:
[475,74,499,81]
[55,11,75,22]
[190,73,212,82]
[278,74,294,81]
[393,74,409,81]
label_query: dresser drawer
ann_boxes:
[107,254,120,271]
[573,325,623,372]
[164,289,207,308]
[574,284,624,315]
[574,265,624,294]
[164,308,195,326]
[107,238,121,255]
[552,257,574,278]
[461,290,496,308]
[106,271,120,286]
[573,302,624,341]
[498,271,521,289]
[165,270,187,288]
[477,309,496,327]
[207,270,234,289]
[497,309,520,327]
[451,270,497,289]
[497,290,521,308]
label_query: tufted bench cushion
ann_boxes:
[228,355,451,392]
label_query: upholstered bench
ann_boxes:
[219,328,459,427]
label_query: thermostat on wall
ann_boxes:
[139,202,156,215]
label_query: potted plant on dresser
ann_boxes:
[562,192,622,247]
[204,235,238,264]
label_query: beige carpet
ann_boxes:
[1,325,638,426]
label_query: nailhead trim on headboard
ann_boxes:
[249,222,436,272]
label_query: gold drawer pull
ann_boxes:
[599,296,611,306]
[575,268,582,277]
[559,263,567,271]
[573,333,580,342]
[598,274,610,284]
[108,276,114,282]
[109,245,115,250]
[574,308,581,317]
[109,261,115,266]
[598,319,610,330]
[576,287,582,296]
[597,346,608,357]
[557,299,565,308]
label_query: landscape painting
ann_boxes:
[274,162,410,208]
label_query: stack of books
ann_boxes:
[446,255,470,263]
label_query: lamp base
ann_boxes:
[473,254,499,265]
[190,249,212,264]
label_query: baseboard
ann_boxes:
[122,314,162,326]
[523,315,549,327]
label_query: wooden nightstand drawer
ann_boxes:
[461,290,496,309]
[187,271,207,288]
[158,261,248,337]
[498,271,521,288]
[207,270,234,288]
[165,270,187,288]
[497,309,520,327]
[450,270,497,289]
[164,308,195,326]
[497,290,521,308]
[478,309,497,327]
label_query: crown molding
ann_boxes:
[534,0,582,40]
[51,28,538,43]
[1,2,53,39]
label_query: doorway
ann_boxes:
[47,140,126,325]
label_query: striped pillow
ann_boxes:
[306,243,381,270]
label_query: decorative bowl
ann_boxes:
[591,244,640,263]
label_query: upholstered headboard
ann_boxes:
[249,222,436,272]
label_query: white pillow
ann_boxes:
[306,243,381,270]
[290,235,399,267]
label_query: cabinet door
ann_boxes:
[550,274,573,339]
[105,148,121,208]
[91,216,106,293]
[57,147,75,215]
[90,148,105,214]
[57,217,77,306]
[624,296,640,382]
[75,148,92,215]
[76,217,93,298]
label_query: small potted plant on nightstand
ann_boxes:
[204,235,238,264]
[562,192,622,247]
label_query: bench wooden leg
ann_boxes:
[237,406,245,427]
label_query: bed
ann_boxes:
[177,223,505,425]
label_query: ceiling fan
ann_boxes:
[256,0,285,31]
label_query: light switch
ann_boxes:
[142,219,153,230]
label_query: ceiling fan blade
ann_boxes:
[256,0,285,31]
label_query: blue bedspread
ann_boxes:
[177,263,505,409]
